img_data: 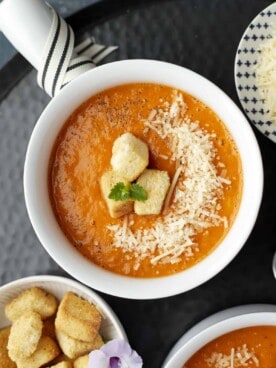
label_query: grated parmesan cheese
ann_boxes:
[205,344,259,368]
[107,92,230,267]
[255,24,276,124]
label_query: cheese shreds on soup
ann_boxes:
[49,83,242,277]
[184,326,276,368]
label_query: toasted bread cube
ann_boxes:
[73,355,89,368]
[8,311,43,361]
[134,169,170,215]
[56,330,103,359]
[47,362,72,368]
[5,287,58,322]
[111,133,149,181]
[0,328,16,368]
[100,170,133,218]
[55,292,101,342]
[16,336,60,368]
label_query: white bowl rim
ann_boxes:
[24,59,263,299]
[0,275,127,339]
[162,304,276,368]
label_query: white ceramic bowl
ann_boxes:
[0,275,127,340]
[163,304,276,368]
[24,59,263,299]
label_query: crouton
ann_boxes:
[56,330,103,359]
[111,133,149,181]
[55,292,101,342]
[73,355,89,368]
[47,362,72,368]
[100,170,133,218]
[5,287,58,322]
[8,311,43,361]
[134,169,170,215]
[16,336,60,368]
[0,327,16,368]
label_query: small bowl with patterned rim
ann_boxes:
[235,2,276,143]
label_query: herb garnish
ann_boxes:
[108,182,147,202]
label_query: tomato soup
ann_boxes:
[184,326,276,368]
[49,83,242,277]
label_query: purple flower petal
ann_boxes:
[89,349,109,368]
[88,339,143,368]
[110,357,120,368]
[118,348,143,368]
[101,339,132,358]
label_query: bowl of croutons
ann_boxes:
[0,275,127,368]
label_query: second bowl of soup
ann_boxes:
[163,305,276,368]
[24,60,263,299]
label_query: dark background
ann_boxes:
[0,1,276,367]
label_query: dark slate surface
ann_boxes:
[0,1,276,367]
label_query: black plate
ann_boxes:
[0,1,276,367]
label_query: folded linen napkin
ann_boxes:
[0,0,117,97]
[37,5,117,97]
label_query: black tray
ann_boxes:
[0,1,276,367]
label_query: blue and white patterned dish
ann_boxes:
[235,2,276,143]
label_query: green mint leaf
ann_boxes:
[108,182,130,201]
[108,182,147,202]
[129,183,148,201]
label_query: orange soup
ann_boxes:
[184,326,276,368]
[49,83,242,277]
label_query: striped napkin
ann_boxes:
[37,5,117,97]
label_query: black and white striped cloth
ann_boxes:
[37,6,117,97]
